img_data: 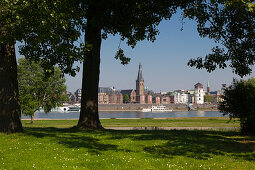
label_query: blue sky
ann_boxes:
[16,14,254,93]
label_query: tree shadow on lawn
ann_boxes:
[106,129,255,161]
[23,127,255,161]
[23,127,120,155]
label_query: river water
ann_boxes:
[21,111,224,119]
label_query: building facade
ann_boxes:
[108,92,123,104]
[194,83,204,104]
[98,93,109,104]
[120,89,136,103]
[145,95,153,104]
[74,89,82,103]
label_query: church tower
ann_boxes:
[194,82,204,104]
[136,63,145,104]
[207,80,210,93]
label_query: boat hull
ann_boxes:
[142,105,172,112]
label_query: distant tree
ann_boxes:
[18,58,67,123]
[123,94,130,103]
[218,78,255,135]
[146,90,155,95]
[204,95,214,103]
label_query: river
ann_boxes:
[21,111,225,119]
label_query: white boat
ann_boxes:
[57,106,80,112]
[37,104,80,113]
[142,105,172,112]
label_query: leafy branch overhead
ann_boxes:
[185,0,255,77]
[115,48,130,65]
[0,0,85,76]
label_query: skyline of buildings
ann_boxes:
[65,63,227,105]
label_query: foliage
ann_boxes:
[204,95,214,103]
[218,78,255,135]
[0,0,83,76]
[185,0,255,77]
[17,58,67,122]
[123,94,130,103]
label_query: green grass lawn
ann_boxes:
[0,118,254,169]
[22,117,240,128]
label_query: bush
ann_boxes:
[218,78,255,135]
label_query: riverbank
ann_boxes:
[98,109,218,112]
[23,110,223,120]
[98,103,218,111]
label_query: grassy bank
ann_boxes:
[1,119,254,169]
[22,117,240,128]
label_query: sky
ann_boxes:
[16,13,254,93]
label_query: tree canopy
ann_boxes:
[18,58,67,123]
[1,0,83,75]
[186,0,255,77]
[123,94,130,103]
[204,95,214,103]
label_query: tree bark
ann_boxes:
[77,8,103,129]
[31,114,34,124]
[0,43,23,133]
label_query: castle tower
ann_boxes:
[136,63,145,104]
[207,80,210,93]
[194,82,204,104]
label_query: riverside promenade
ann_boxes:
[98,103,218,111]
[105,126,239,130]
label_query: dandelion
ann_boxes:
[32,164,36,169]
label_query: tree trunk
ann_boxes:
[77,8,103,129]
[0,43,23,133]
[30,114,34,124]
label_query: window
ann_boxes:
[199,98,201,100]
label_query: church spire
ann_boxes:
[207,80,210,93]
[136,63,144,82]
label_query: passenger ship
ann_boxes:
[56,106,80,112]
[142,105,172,112]
[38,104,81,113]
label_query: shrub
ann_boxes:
[218,78,255,135]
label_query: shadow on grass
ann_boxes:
[106,129,255,161]
[24,127,255,161]
[24,127,119,154]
